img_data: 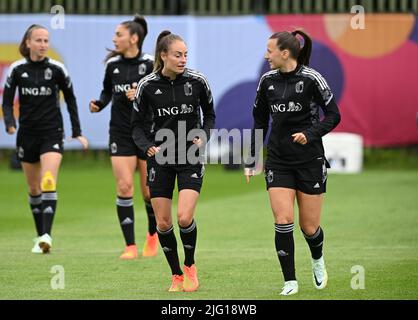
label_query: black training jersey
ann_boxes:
[96,53,154,138]
[132,68,216,164]
[248,64,341,168]
[2,57,82,137]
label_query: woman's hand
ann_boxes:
[75,136,89,150]
[244,168,255,184]
[126,83,137,102]
[192,137,203,148]
[147,146,161,157]
[292,132,307,145]
[89,100,100,113]
[7,127,16,135]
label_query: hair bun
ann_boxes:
[157,30,171,43]
[133,14,148,37]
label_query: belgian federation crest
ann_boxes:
[149,167,156,182]
[110,142,117,154]
[139,63,147,75]
[266,170,274,183]
[184,82,192,96]
[322,162,328,183]
[295,80,304,93]
[44,68,52,80]
[17,146,24,159]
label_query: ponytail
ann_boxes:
[270,29,312,66]
[19,24,47,58]
[133,14,148,38]
[291,30,312,66]
[153,30,183,73]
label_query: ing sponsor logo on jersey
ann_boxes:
[156,104,194,117]
[114,84,132,93]
[21,86,52,96]
[270,101,302,113]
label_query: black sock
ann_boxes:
[144,200,157,235]
[302,226,324,260]
[117,197,135,246]
[29,194,43,236]
[275,223,296,281]
[42,192,57,236]
[179,220,197,267]
[157,225,183,275]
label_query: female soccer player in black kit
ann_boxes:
[2,24,88,254]
[245,30,341,295]
[90,15,158,260]
[130,31,215,292]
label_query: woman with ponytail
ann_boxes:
[90,15,158,260]
[1,24,88,254]
[245,30,341,295]
[131,30,215,292]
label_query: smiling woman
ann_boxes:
[153,30,187,76]
[1,24,88,255]
[245,29,341,296]
[19,25,49,61]
[131,30,216,293]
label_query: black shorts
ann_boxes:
[265,158,329,195]
[16,131,64,163]
[109,135,146,160]
[146,157,205,199]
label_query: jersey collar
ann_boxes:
[279,64,302,77]
[27,56,49,66]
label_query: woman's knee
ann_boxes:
[28,185,41,195]
[156,217,173,231]
[271,206,294,225]
[141,187,151,203]
[300,223,319,236]
[274,215,294,225]
[177,210,193,227]
[117,180,133,197]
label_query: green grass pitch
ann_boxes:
[0,159,417,300]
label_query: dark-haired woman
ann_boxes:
[131,30,215,292]
[2,24,88,254]
[245,30,341,295]
[90,15,158,260]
